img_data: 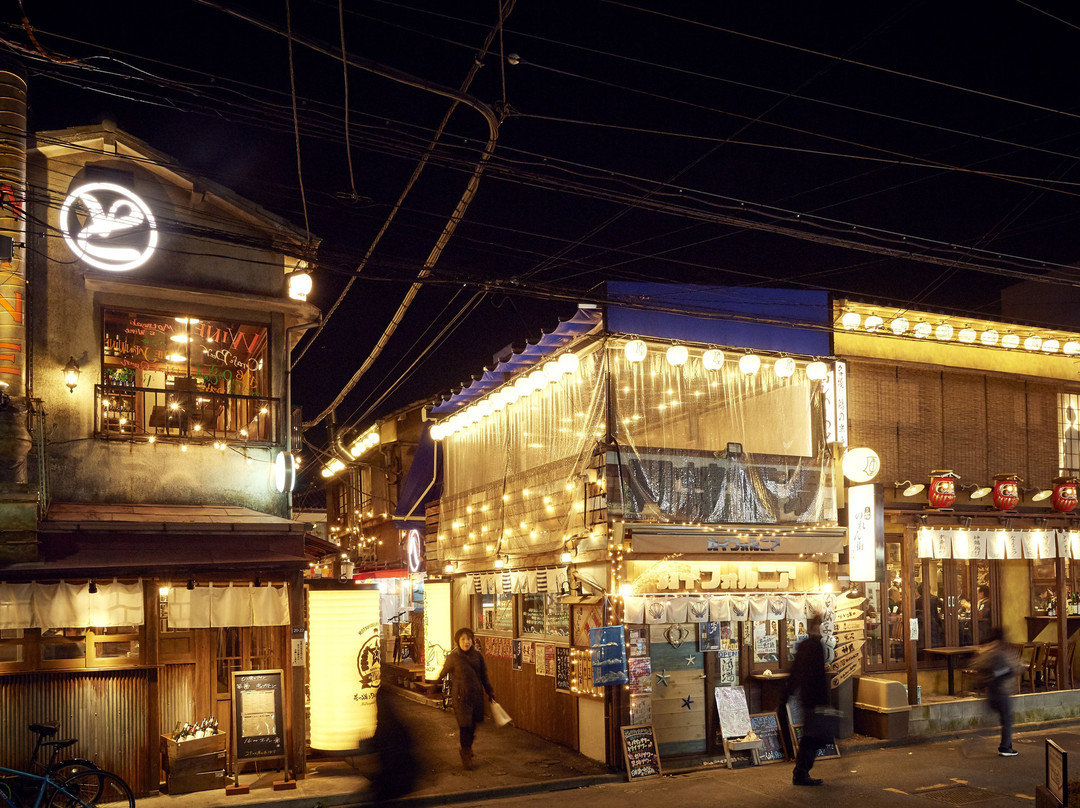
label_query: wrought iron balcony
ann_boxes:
[94,383,279,445]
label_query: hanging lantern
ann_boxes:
[774,356,796,378]
[1052,477,1079,513]
[666,344,689,366]
[738,354,760,375]
[624,340,647,362]
[992,473,1022,510]
[309,588,380,750]
[928,470,959,508]
[702,349,725,370]
[805,360,828,381]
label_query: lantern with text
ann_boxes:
[1052,477,1079,513]
[992,473,1022,510]
[308,588,380,751]
[424,580,452,682]
[928,470,958,508]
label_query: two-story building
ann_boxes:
[0,67,320,795]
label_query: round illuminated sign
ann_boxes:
[273,451,295,493]
[59,182,158,271]
[406,528,423,572]
[842,447,880,483]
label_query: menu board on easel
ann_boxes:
[620,724,661,780]
[231,669,286,764]
[749,712,787,763]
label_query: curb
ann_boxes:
[347,773,625,807]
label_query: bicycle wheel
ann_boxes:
[50,761,101,805]
[47,770,134,808]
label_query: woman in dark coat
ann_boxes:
[437,627,495,769]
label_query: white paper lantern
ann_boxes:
[863,315,884,332]
[1002,334,1020,349]
[981,329,999,346]
[702,349,725,370]
[624,340,647,362]
[557,352,580,373]
[774,356,796,377]
[890,317,909,335]
[666,345,689,366]
[913,322,932,339]
[738,354,760,375]
[805,360,828,381]
[840,311,860,330]
[934,323,953,341]
[1024,335,1042,351]
[958,327,976,344]
[309,588,380,750]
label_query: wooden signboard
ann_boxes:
[786,703,840,759]
[620,724,662,780]
[555,645,572,692]
[231,669,286,764]
[749,712,787,764]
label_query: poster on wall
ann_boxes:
[512,640,522,671]
[628,626,649,657]
[522,641,535,665]
[628,657,653,694]
[574,603,604,646]
[555,646,572,692]
[589,625,628,686]
[630,693,652,724]
[718,651,739,686]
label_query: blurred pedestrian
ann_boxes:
[974,627,1020,756]
[369,684,419,801]
[438,627,495,769]
[785,612,829,786]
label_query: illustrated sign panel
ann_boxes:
[231,669,285,762]
[589,625,628,686]
[620,724,661,780]
[714,686,751,739]
[555,645,572,692]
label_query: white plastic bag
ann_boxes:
[490,699,512,728]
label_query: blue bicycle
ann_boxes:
[0,765,133,808]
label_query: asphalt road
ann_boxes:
[443,728,1064,808]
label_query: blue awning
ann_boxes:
[393,429,441,530]
[430,306,603,416]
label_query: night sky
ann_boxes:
[6,0,1080,482]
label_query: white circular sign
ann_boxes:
[842,447,880,483]
[59,182,158,271]
[406,529,423,572]
[273,451,295,493]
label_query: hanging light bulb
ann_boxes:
[666,344,689,366]
[738,354,760,375]
[702,349,725,370]
[774,356,796,377]
[624,339,647,362]
[805,360,829,381]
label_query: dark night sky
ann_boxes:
[7,0,1080,479]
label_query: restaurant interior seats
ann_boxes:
[1018,643,1046,693]
[1043,638,1077,691]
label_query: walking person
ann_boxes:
[974,627,1020,756]
[785,612,830,786]
[438,627,496,769]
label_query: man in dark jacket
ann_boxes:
[786,613,829,786]
[438,627,496,769]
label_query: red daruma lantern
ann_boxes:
[929,470,959,508]
[1053,476,1079,513]
[992,473,1022,510]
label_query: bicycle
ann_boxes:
[0,765,133,808]
[23,725,97,785]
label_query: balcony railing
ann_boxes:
[94,383,279,445]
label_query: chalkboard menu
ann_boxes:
[791,725,840,760]
[620,724,662,780]
[749,712,787,763]
[555,645,571,692]
[231,669,286,762]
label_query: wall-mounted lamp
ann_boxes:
[63,357,80,393]
[443,562,455,574]
[959,483,992,500]
[959,517,973,530]
[895,480,925,497]
[186,579,195,590]
[1031,489,1053,502]
[286,270,313,301]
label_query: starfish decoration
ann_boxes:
[685,654,697,666]
[681,696,694,710]
[654,669,670,687]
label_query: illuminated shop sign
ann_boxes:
[406,528,423,572]
[848,483,884,582]
[59,182,158,271]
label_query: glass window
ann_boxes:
[476,593,513,634]
[520,594,569,638]
[1059,392,1080,475]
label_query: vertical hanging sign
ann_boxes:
[847,483,884,582]
[424,580,452,681]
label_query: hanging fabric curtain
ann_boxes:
[251,585,290,626]
[168,585,211,629]
[0,582,32,630]
[33,582,90,630]
[211,583,252,627]
[88,581,144,627]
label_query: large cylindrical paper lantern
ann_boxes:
[309,588,380,751]
[424,580,452,681]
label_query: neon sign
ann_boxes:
[59,182,158,271]
[406,528,423,572]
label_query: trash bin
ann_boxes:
[853,676,910,740]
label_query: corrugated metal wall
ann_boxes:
[0,670,150,794]
[159,663,196,741]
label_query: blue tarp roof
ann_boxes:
[392,428,440,530]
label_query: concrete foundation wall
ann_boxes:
[909,690,1080,737]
